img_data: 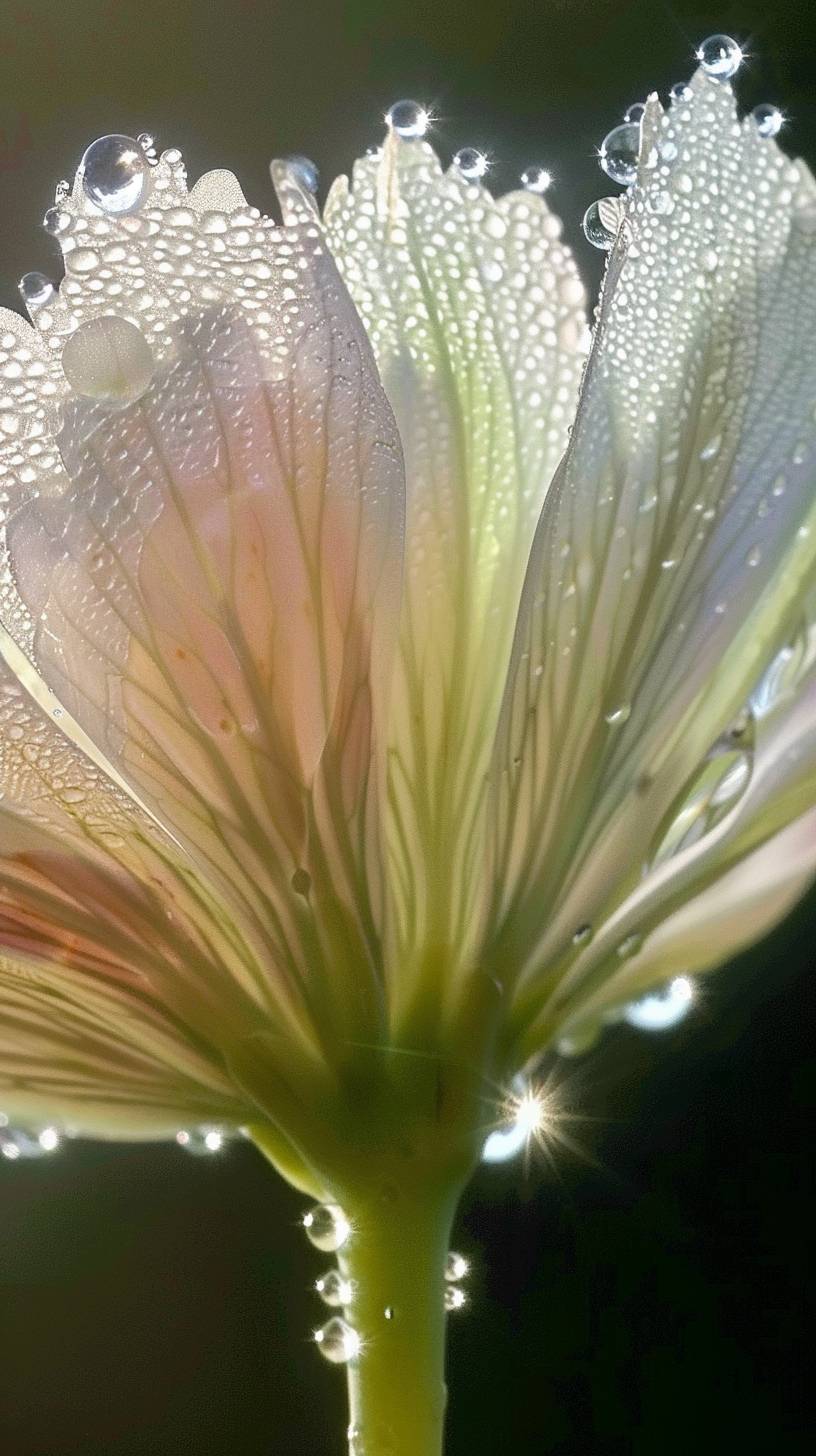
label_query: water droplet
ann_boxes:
[281,154,320,193]
[42,207,72,236]
[582,199,616,250]
[302,1202,351,1252]
[617,932,643,960]
[314,1316,361,1363]
[700,247,719,273]
[445,1251,469,1282]
[383,1306,395,1321]
[385,100,429,139]
[604,703,631,726]
[623,976,694,1031]
[696,34,743,81]
[572,923,593,946]
[453,148,488,181]
[444,1286,468,1311]
[669,81,693,104]
[1,1125,61,1160]
[315,1270,355,1307]
[79,134,150,215]
[137,131,157,161]
[18,271,55,310]
[746,544,761,568]
[175,1126,227,1154]
[624,102,646,124]
[61,315,155,403]
[521,165,552,193]
[699,434,722,461]
[598,122,641,187]
[752,103,784,139]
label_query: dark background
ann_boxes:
[0,0,813,1452]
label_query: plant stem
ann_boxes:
[337,1181,462,1456]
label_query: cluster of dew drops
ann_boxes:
[300,1200,471,1367]
[583,35,784,251]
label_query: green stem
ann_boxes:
[337,1181,462,1456]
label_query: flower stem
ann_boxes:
[338,1181,461,1456]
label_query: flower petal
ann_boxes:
[0,953,248,1138]
[1,157,404,1043]
[324,131,587,974]
[490,70,816,996]
[511,651,816,1055]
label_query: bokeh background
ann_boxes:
[0,0,813,1451]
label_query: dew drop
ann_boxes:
[598,122,641,187]
[604,703,631,726]
[696,34,743,81]
[281,154,320,193]
[572,923,593,947]
[521,165,552,193]
[746,545,762,568]
[669,81,693,104]
[302,1202,351,1252]
[453,147,488,181]
[582,199,616,251]
[699,434,722,461]
[18,271,55,310]
[700,248,719,273]
[624,102,646,124]
[385,100,429,139]
[175,1126,226,1154]
[1,1125,61,1160]
[137,131,158,161]
[315,1270,355,1307]
[61,315,155,403]
[314,1317,361,1363]
[42,207,72,237]
[79,134,150,215]
[444,1286,468,1312]
[752,103,784,139]
[445,1251,469,1282]
[623,976,694,1030]
[617,932,643,960]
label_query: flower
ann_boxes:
[1,55,815,1173]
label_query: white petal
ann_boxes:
[324,131,587,977]
[491,71,816,998]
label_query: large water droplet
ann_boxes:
[315,1270,355,1307]
[445,1251,469,1282]
[623,976,694,1031]
[582,198,618,250]
[175,1126,227,1154]
[751,103,784,139]
[521,165,552,193]
[696,34,743,81]
[598,122,641,187]
[42,207,72,237]
[281,154,320,193]
[302,1202,351,1252]
[61,316,155,403]
[386,100,429,139]
[0,1124,61,1160]
[314,1316,361,1363]
[18,271,55,310]
[79,134,150,214]
[453,147,488,181]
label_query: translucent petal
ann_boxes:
[0,953,247,1138]
[1,157,404,1047]
[514,656,816,1053]
[324,132,587,983]
[490,70,816,1002]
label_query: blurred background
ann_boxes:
[0,0,813,1452]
